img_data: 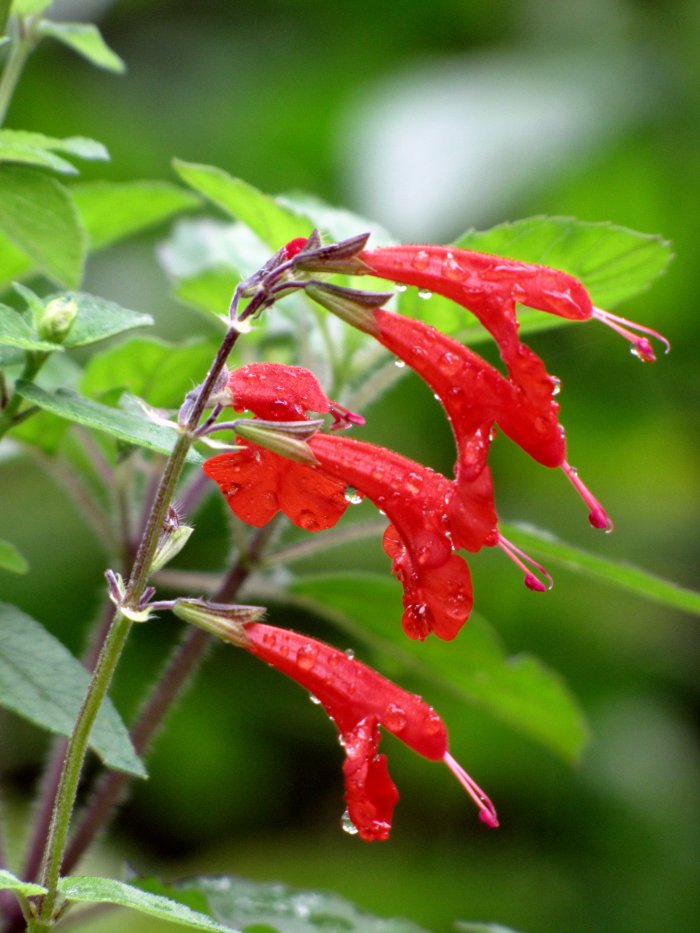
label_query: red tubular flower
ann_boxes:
[206,433,476,640]
[308,433,478,640]
[241,621,498,839]
[331,305,610,531]
[203,363,356,531]
[226,362,365,430]
[358,244,669,364]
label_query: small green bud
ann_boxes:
[172,598,265,645]
[36,296,78,343]
[151,523,194,575]
[235,419,320,465]
[305,282,386,335]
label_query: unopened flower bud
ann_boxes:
[305,282,389,334]
[36,296,78,343]
[234,418,321,465]
[172,598,265,645]
[151,509,194,575]
[293,232,372,274]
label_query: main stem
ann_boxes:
[33,327,240,925]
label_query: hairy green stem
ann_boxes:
[0,15,37,127]
[32,326,241,925]
[59,521,277,877]
[0,352,49,442]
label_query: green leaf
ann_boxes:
[14,382,204,462]
[38,21,126,73]
[455,216,673,309]
[72,180,200,251]
[0,602,146,776]
[278,191,394,244]
[81,336,218,408]
[287,574,588,761]
[173,160,314,249]
[0,868,46,897]
[0,538,28,573]
[0,301,61,350]
[191,875,433,933]
[0,129,108,174]
[58,877,238,932]
[0,165,86,287]
[45,290,153,347]
[501,522,700,618]
[11,0,52,15]
[0,226,31,284]
[455,924,527,933]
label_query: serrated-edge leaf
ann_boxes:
[11,0,52,15]
[0,301,61,350]
[0,602,146,776]
[14,382,203,463]
[283,573,587,760]
[58,877,239,933]
[0,538,28,573]
[501,521,700,618]
[0,142,78,174]
[72,179,200,251]
[48,290,153,348]
[173,160,314,249]
[455,924,528,933]
[0,165,86,287]
[0,868,47,896]
[39,21,126,73]
[0,130,108,169]
[454,216,673,308]
[191,875,432,933]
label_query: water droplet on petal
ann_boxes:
[344,647,355,660]
[344,486,362,505]
[309,693,322,705]
[412,249,430,271]
[296,643,318,671]
[341,809,359,835]
[298,509,321,531]
[418,288,432,300]
[394,283,407,293]
[394,358,406,368]
[551,376,562,396]
[384,702,408,732]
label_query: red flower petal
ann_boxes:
[308,434,478,639]
[227,363,335,422]
[372,308,565,470]
[203,443,348,531]
[342,716,399,841]
[242,623,497,838]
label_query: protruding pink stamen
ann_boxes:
[497,533,553,592]
[329,402,366,431]
[592,307,670,363]
[561,460,614,532]
[443,751,499,828]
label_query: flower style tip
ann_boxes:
[562,461,614,532]
[443,751,499,828]
[497,533,553,592]
[329,402,366,431]
[592,306,670,363]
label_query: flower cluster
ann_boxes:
[195,233,666,840]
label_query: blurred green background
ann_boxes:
[1,1,699,931]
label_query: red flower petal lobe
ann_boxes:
[342,716,399,841]
[227,363,333,421]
